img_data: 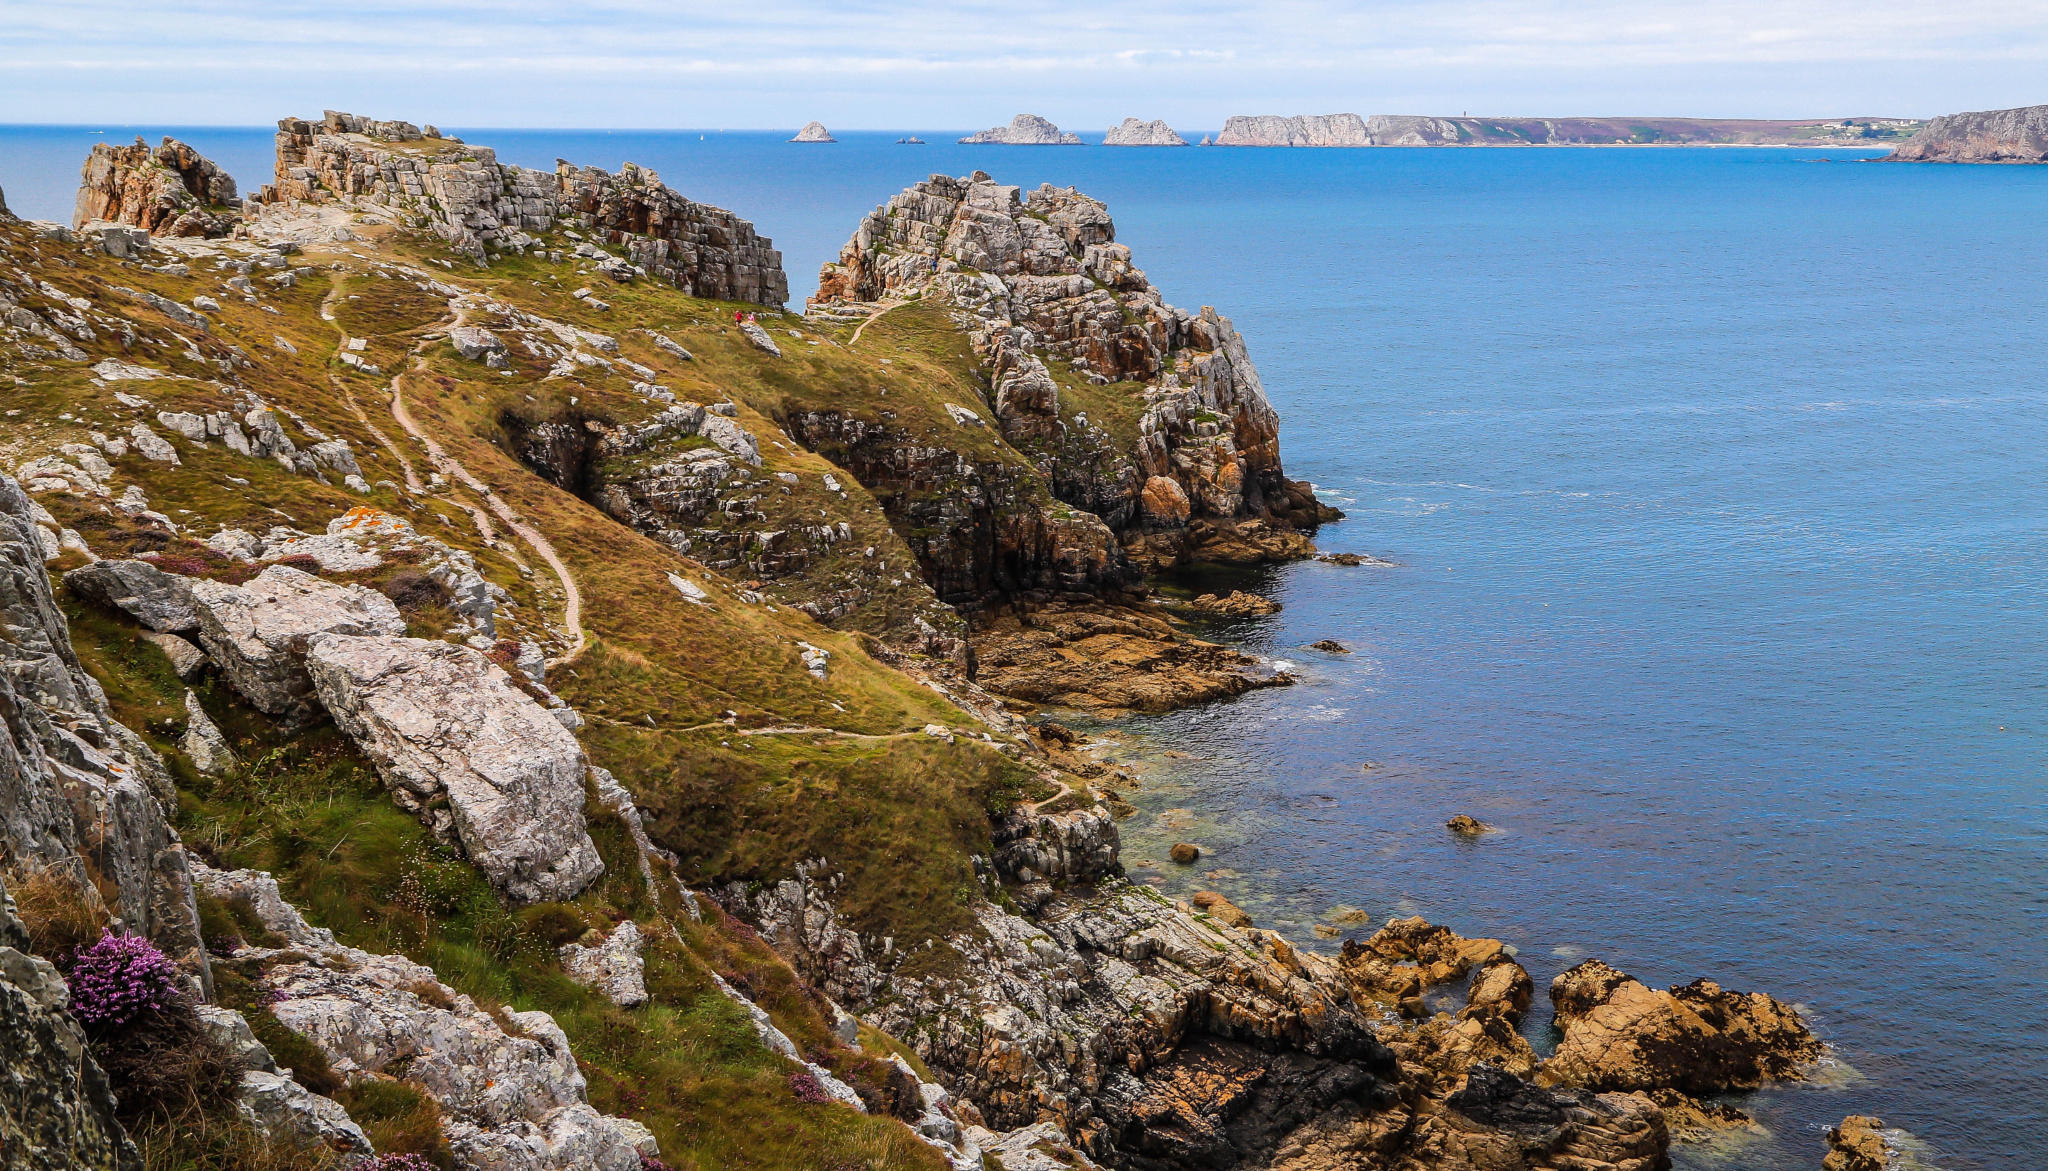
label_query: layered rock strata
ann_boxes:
[1884,104,2048,162]
[256,110,787,303]
[73,136,241,238]
[959,114,1084,145]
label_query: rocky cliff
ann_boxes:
[811,171,1333,589]
[1884,103,2048,162]
[959,114,1084,145]
[1216,114,1374,146]
[74,136,242,238]
[1103,118,1187,146]
[257,109,787,302]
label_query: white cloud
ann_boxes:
[1,0,2044,125]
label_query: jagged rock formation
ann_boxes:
[959,114,1084,145]
[1216,114,1373,146]
[1538,959,1820,1095]
[558,920,648,1007]
[195,866,654,1170]
[810,172,1332,596]
[0,475,211,991]
[305,633,605,903]
[0,872,136,1170]
[186,563,408,720]
[73,136,241,238]
[1885,103,2048,162]
[1103,118,1187,146]
[256,110,787,303]
[791,121,836,143]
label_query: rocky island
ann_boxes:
[0,108,1885,1171]
[1883,102,2048,162]
[1214,113,1923,146]
[1102,117,1187,146]
[789,120,835,143]
[958,113,1084,144]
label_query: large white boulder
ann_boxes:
[304,634,603,903]
[187,565,405,717]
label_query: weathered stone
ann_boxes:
[0,873,138,1170]
[236,1069,374,1157]
[1214,113,1373,146]
[958,114,1084,145]
[449,324,507,361]
[1182,589,1281,617]
[304,633,603,903]
[63,558,200,633]
[1448,813,1489,836]
[188,565,406,717]
[1169,841,1201,863]
[142,631,207,679]
[790,121,836,143]
[559,920,648,1007]
[1539,958,1821,1095]
[180,690,238,774]
[0,475,212,994]
[73,136,240,237]
[1102,118,1187,146]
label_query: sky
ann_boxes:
[3,0,2046,128]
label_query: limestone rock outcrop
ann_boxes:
[255,111,787,303]
[62,558,200,634]
[959,114,1084,145]
[186,564,407,719]
[0,475,211,991]
[73,136,240,238]
[559,920,649,1007]
[1539,959,1820,1095]
[809,172,1333,590]
[1102,118,1187,146]
[304,633,604,904]
[1215,114,1373,147]
[0,873,137,1170]
[194,865,650,1170]
[791,121,836,143]
[1885,103,2048,162]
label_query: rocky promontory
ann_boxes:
[74,135,242,238]
[1884,103,2048,162]
[958,114,1083,144]
[1102,117,1187,146]
[790,120,835,143]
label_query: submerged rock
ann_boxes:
[1182,589,1281,617]
[1447,813,1490,836]
[305,634,604,904]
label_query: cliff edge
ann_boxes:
[1885,103,2048,162]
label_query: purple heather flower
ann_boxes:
[65,932,182,1028]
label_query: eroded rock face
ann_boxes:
[304,633,603,904]
[1539,959,1820,1095]
[256,111,787,304]
[193,865,648,1171]
[1885,104,2048,162]
[959,115,1084,145]
[63,558,199,633]
[73,136,240,237]
[0,874,137,1171]
[187,564,407,718]
[1102,119,1187,146]
[0,475,211,992]
[810,172,1332,582]
[1215,114,1373,147]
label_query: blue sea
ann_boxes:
[5,125,2044,1168]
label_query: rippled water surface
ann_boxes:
[6,126,2046,1168]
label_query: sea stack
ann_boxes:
[1102,117,1187,146]
[1215,114,1372,146]
[790,121,835,143]
[1884,103,2048,162]
[958,114,1083,145]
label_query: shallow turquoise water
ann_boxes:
[6,126,2044,1167]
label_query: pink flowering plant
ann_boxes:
[365,1156,438,1171]
[66,931,184,1029]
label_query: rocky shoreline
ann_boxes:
[0,113,1922,1171]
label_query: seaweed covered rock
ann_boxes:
[304,633,604,903]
